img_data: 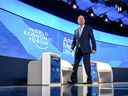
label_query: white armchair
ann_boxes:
[92,61,113,83]
[61,59,73,84]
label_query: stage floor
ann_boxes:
[0,82,128,96]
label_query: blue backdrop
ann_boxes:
[0,9,128,68]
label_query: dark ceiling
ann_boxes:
[21,0,128,37]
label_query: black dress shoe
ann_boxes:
[68,81,76,84]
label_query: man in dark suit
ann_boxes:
[69,15,96,84]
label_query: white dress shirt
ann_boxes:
[79,25,84,38]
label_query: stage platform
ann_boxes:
[0,82,128,96]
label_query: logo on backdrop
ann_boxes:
[63,37,72,52]
[24,27,50,49]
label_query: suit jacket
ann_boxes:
[71,25,96,54]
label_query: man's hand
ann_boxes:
[92,50,96,54]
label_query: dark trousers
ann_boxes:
[71,47,92,83]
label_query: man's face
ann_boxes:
[77,15,85,25]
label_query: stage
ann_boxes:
[0,1,128,96]
[0,82,128,96]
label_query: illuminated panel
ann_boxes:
[0,0,128,46]
[0,0,128,68]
